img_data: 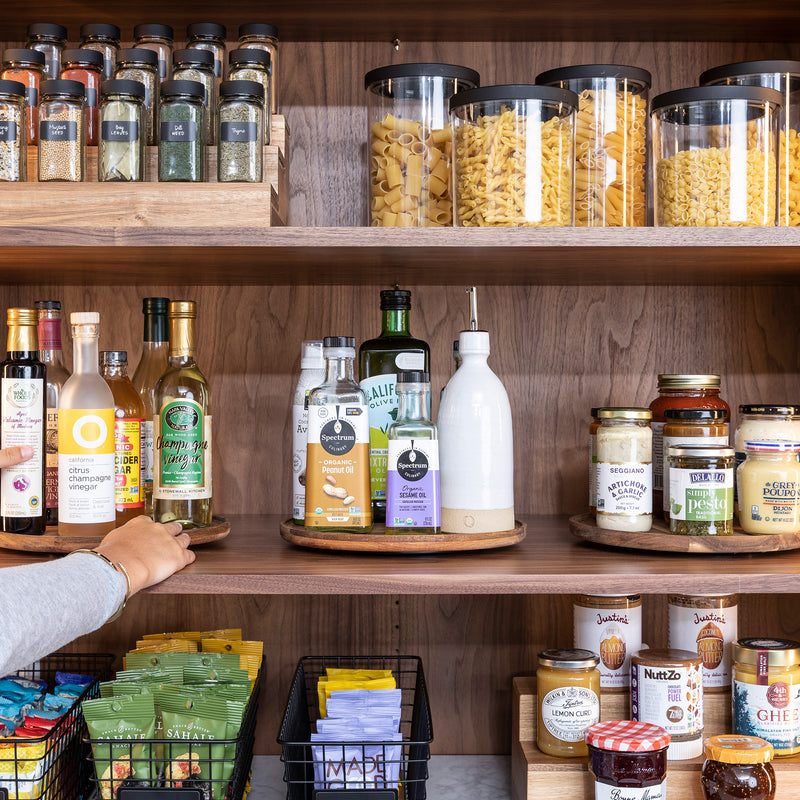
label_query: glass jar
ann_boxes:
[662,409,730,518]
[37,79,86,182]
[536,648,600,758]
[668,593,738,691]
[134,23,174,82]
[595,408,652,532]
[115,48,159,146]
[0,79,27,182]
[26,23,67,81]
[738,440,800,534]
[733,638,800,756]
[158,79,206,182]
[79,23,120,81]
[2,48,45,145]
[589,407,601,515]
[217,79,264,183]
[59,48,103,146]
[651,85,781,226]
[585,720,670,795]
[667,445,735,535]
[186,23,226,82]
[701,60,800,227]
[365,62,479,228]
[735,406,800,476]
[98,79,146,182]
[227,49,271,143]
[536,63,650,226]
[450,84,577,227]
[238,23,279,114]
[173,48,217,146]
[573,593,642,690]
[702,735,776,800]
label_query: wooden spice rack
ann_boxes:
[512,676,800,799]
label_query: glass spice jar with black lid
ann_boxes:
[238,23,279,114]
[228,48,271,142]
[59,48,103,145]
[2,48,45,145]
[217,79,264,182]
[115,48,159,145]
[26,23,67,80]
[173,48,217,146]
[158,79,206,182]
[0,79,27,181]
[99,79,146,182]
[134,23,174,81]
[38,78,86,182]
[186,23,226,81]
[79,23,120,80]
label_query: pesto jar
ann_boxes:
[115,48,159,145]
[98,79,145,181]
[667,445,734,535]
[228,49,271,143]
[158,79,205,182]
[173,48,216,146]
[217,79,264,182]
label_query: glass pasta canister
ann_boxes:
[702,735,776,800]
[651,85,782,226]
[449,84,577,227]
[365,62,479,228]
[536,63,650,227]
[738,440,800,534]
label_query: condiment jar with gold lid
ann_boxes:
[701,735,775,800]
[537,648,600,757]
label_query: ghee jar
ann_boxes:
[537,648,600,757]
[733,638,800,756]
[737,440,800,534]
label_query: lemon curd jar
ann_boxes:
[738,440,800,534]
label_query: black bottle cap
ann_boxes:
[80,23,121,40]
[174,48,213,66]
[101,350,127,364]
[40,79,85,99]
[101,79,146,98]
[3,48,46,66]
[0,79,26,98]
[229,48,271,67]
[187,22,226,39]
[28,23,68,41]
[134,23,174,40]
[62,48,103,67]
[239,23,279,39]
[397,371,429,383]
[117,47,158,66]
[219,79,264,99]
[323,336,355,348]
[160,79,205,99]
[143,297,169,314]
[34,300,61,310]
[380,289,411,310]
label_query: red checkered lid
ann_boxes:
[585,720,671,752]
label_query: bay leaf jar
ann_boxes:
[37,78,86,182]
[158,79,205,182]
[98,79,146,182]
[0,79,27,182]
[536,648,600,757]
[217,79,264,183]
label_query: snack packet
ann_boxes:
[141,629,242,642]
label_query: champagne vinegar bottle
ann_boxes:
[58,312,116,537]
[1,308,46,534]
[153,301,212,528]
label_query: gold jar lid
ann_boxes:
[658,374,721,389]
[169,300,197,318]
[598,407,652,420]
[7,308,37,326]
[734,637,800,667]
[704,735,773,764]
[538,648,599,670]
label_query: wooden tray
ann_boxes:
[280,519,526,553]
[570,512,800,554]
[0,516,230,554]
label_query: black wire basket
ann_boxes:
[0,652,115,800]
[278,656,433,800]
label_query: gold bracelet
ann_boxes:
[71,548,131,623]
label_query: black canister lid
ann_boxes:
[160,79,205,99]
[34,300,61,310]
[101,79,145,98]
[80,23,121,40]
[700,60,800,86]
[134,23,174,40]
[450,83,579,112]
[219,79,264,99]
[380,289,411,310]
[187,22,226,39]
[173,48,214,66]
[397,371,429,384]
[663,408,728,420]
[739,404,800,416]
[27,23,68,41]
[3,48,46,66]
[365,62,480,90]
[117,47,158,66]
[323,336,355,348]
[239,23,279,38]
[0,79,26,98]
[40,78,85,99]
[651,85,784,113]
[229,48,271,67]
[62,48,103,67]
[101,350,127,364]
[536,63,652,87]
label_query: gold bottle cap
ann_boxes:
[598,407,652,420]
[169,300,197,318]
[657,374,721,389]
[7,308,38,326]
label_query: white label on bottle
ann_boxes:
[541,686,599,741]
[395,352,425,370]
[142,419,154,483]
[293,402,309,520]
[594,780,666,800]
[596,462,652,516]
[652,421,665,492]
[630,659,703,738]
[1,378,44,518]
[733,679,800,750]
[662,435,728,511]
[574,603,642,689]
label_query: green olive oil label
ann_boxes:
[360,374,398,501]
[155,399,211,498]
[669,468,733,521]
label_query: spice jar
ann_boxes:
[217,79,264,183]
[733,638,800,756]
[702,735,776,800]
[228,49,271,143]
[239,23,279,114]
[158,79,206,182]
[738,440,800,534]
[173,49,217,146]
[37,79,86,182]
[668,445,734,535]
[98,79,146,182]
[662,409,729,518]
[536,648,600,758]
[115,48,159,146]
[0,80,27,182]
[589,407,601,515]
[536,63,650,226]
[574,593,642,690]
[79,23,120,81]
[668,593,738,691]
[134,23,174,81]
[595,407,652,531]
[186,23,226,82]
[585,720,670,797]
[2,49,45,145]
[26,23,67,81]
[59,49,103,146]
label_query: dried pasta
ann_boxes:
[780,128,800,225]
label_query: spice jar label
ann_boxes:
[594,781,666,800]
[220,121,258,142]
[669,467,733,521]
[85,87,97,108]
[101,120,139,142]
[160,120,198,142]
[24,87,37,108]
[39,120,78,141]
[541,686,599,742]
[0,120,18,142]
[733,679,800,750]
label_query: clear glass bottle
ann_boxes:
[153,301,212,528]
[79,23,120,81]
[58,312,116,537]
[173,49,216,146]
[37,79,86,182]
[238,23,279,114]
[59,49,103,145]
[2,48,45,145]
[114,49,159,146]
[386,371,440,534]
[134,23,174,82]
[26,23,67,81]
[158,79,206,182]
[1,308,46,535]
[186,23,227,82]
[217,79,264,182]
[0,79,27,182]
[35,300,70,526]
[133,297,170,518]
[358,288,430,522]
[98,79,146,182]
[227,49,271,142]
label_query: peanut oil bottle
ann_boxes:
[305,336,371,531]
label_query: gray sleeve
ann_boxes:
[0,552,126,675]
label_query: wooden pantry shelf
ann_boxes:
[6,514,800,594]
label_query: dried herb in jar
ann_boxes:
[0,79,27,181]
[217,79,264,182]
[99,79,146,181]
[158,79,205,182]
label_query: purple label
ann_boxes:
[630,661,640,720]
[386,439,440,528]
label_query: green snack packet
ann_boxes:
[125,652,240,671]
[82,694,157,800]
[114,667,185,684]
[183,666,250,686]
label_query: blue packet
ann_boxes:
[54,684,85,698]
[55,671,94,687]
[0,675,47,692]
[0,701,24,725]
[43,694,73,713]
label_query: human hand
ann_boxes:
[93,516,195,595]
[0,446,33,469]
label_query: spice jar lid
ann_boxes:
[101,79,146,99]
[744,439,800,453]
[450,83,578,112]
[323,336,356,349]
[658,374,721,388]
[229,48,271,67]
[117,48,158,67]
[651,85,784,114]
[536,63,652,88]
[27,23,68,41]
[134,23,174,40]
[366,62,480,90]
[667,444,734,458]
[734,637,800,667]
[704,735,774,764]
[174,49,214,67]
[739,404,800,416]
[663,408,728,420]
[160,79,205,99]
[700,60,800,85]
[219,79,264,100]
[80,23,120,40]
[585,720,671,753]
[538,648,599,669]
[40,79,85,99]
[3,48,46,66]
[396,371,429,384]
[597,407,652,420]
[0,79,26,98]
[187,22,227,39]
[100,350,127,364]
[62,48,103,67]
[239,23,279,38]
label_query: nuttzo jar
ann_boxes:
[37,79,86,182]
[228,49,271,143]
[701,735,776,800]
[239,24,279,114]
[217,79,264,183]
[134,23,174,81]
[59,48,103,145]
[98,79,146,182]
[738,440,800,534]
[26,23,66,81]
[158,79,206,182]
[186,22,226,81]
[79,23,120,81]
[173,48,217,146]
[2,48,45,145]
[115,48,159,146]
[0,79,26,181]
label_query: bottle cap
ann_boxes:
[229,48,271,67]
[134,23,174,40]
[80,23,121,39]
[704,735,774,764]
[143,297,169,314]
[174,48,214,66]
[27,23,68,41]
[537,648,599,669]
[657,374,721,389]
[62,48,103,67]
[160,80,205,99]
[101,79,146,99]
[219,79,264,99]
[585,720,671,753]
[458,330,489,355]
[380,289,411,311]
[323,336,355,348]
[71,312,99,325]
[734,637,800,667]
[34,300,61,310]
[663,408,727,420]
[598,407,651,420]
[100,350,127,364]
[169,301,197,318]
[300,340,324,369]
[3,48,46,66]
[239,23,279,39]
[7,309,37,326]
[396,371,429,384]
[40,79,86,100]
[739,404,800,416]
[187,22,227,39]
[117,47,158,66]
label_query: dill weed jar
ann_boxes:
[173,48,216,146]
[0,80,27,182]
[79,23,120,81]
[115,48,159,146]
[2,48,45,145]
[134,24,174,81]
[158,79,205,182]
[702,735,776,800]
[59,48,103,145]
[217,80,264,182]
[26,23,67,80]
[38,79,85,182]
[228,49,271,142]
[238,23,279,114]
[99,79,145,182]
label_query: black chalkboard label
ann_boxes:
[315,792,397,800]
[85,87,98,107]
[39,120,78,140]
[117,789,202,799]
[158,60,167,79]
[220,121,257,142]
[160,120,198,142]
[0,120,18,141]
[214,59,222,78]
[102,120,139,142]
[24,87,37,107]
